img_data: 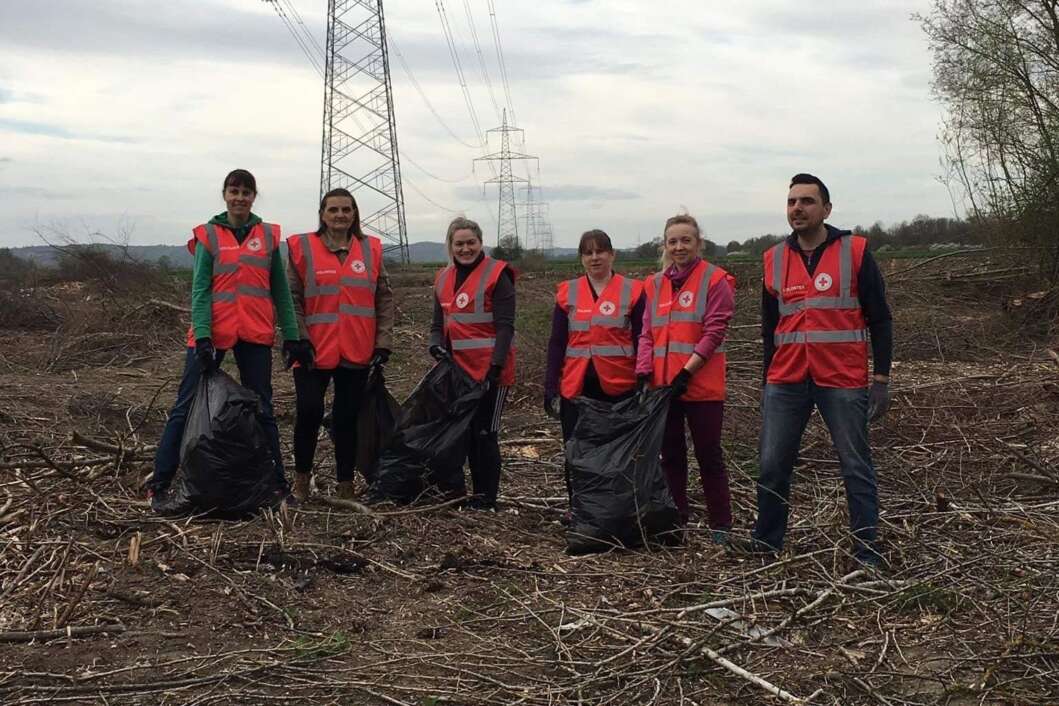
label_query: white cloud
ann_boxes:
[0,0,950,249]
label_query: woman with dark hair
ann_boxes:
[285,188,395,501]
[637,214,735,541]
[428,217,516,511]
[148,169,303,503]
[544,230,646,501]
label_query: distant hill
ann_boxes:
[6,241,582,267]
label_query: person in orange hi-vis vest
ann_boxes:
[544,229,646,513]
[429,217,516,511]
[148,169,309,506]
[738,174,892,568]
[285,188,396,503]
[636,214,736,543]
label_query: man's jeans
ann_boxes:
[753,381,879,561]
[151,342,286,492]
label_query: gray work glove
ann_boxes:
[868,381,891,421]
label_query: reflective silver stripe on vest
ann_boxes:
[566,344,633,358]
[591,276,633,328]
[239,254,270,269]
[360,235,375,291]
[205,223,238,273]
[774,329,868,345]
[452,337,495,350]
[774,237,859,315]
[655,342,727,357]
[340,277,375,289]
[339,304,375,317]
[305,313,339,325]
[566,278,590,332]
[649,273,668,327]
[262,223,275,254]
[300,233,337,296]
[212,291,235,303]
[237,284,271,298]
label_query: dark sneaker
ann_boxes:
[465,496,497,512]
[727,536,778,557]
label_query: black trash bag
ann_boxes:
[368,358,485,503]
[565,387,680,554]
[153,370,283,518]
[354,367,400,485]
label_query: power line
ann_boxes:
[388,35,479,149]
[461,0,502,122]
[279,0,325,57]
[486,0,517,127]
[434,0,486,147]
[402,152,472,183]
[263,0,323,76]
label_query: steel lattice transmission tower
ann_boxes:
[519,179,547,252]
[320,0,409,262]
[475,110,537,249]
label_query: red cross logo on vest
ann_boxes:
[678,290,694,308]
[814,272,833,292]
[456,292,470,309]
[599,300,616,316]
[247,237,262,252]
[351,260,366,273]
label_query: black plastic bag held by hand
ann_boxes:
[153,370,282,518]
[367,358,485,504]
[565,387,680,554]
[354,367,400,486]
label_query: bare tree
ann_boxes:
[921,0,1059,282]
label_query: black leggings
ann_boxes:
[293,366,369,481]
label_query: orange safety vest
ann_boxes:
[557,274,642,399]
[434,257,516,385]
[185,222,278,349]
[645,259,732,402]
[287,232,382,369]
[764,234,869,388]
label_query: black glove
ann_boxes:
[195,337,217,373]
[429,344,450,362]
[483,364,503,391]
[868,381,891,421]
[544,395,561,421]
[671,368,692,397]
[283,339,314,370]
[369,348,391,368]
[636,375,651,405]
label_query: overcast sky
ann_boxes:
[0,0,952,250]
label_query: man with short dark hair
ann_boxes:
[748,173,892,567]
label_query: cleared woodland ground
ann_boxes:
[0,253,1057,705]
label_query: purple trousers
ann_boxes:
[660,399,733,528]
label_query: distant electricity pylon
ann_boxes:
[475,109,537,249]
[320,0,409,263]
[519,179,549,252]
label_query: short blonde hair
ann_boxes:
[660,213,702,267]
[446,217,483,254]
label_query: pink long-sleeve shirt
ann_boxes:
[635,258,735,376]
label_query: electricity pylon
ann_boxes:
[320,0,409,262]
[475,109,537,249]
[519,180,551,252]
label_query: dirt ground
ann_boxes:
[1,253,1057,704]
